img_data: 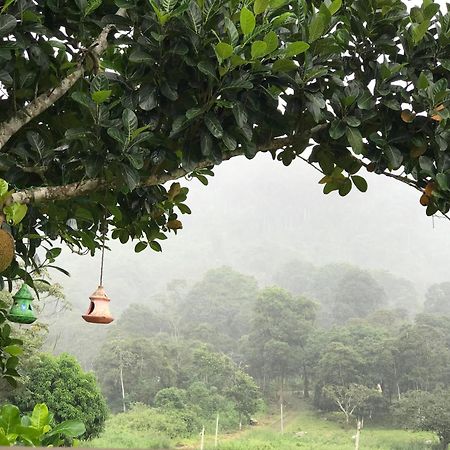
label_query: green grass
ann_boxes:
[86,401,439,449]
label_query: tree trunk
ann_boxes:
[120,365,126,413]
[303,364,309,398]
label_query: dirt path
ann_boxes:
[175,404,299,449]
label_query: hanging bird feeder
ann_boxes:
[82,285,114,324]
[82,213,114,324]
[7,283,37,324]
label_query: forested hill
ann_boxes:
[53,153,450,312]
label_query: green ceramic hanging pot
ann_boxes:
[7,284,37,324]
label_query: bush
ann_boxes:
[107,403,202,438]
[9,353,107,439]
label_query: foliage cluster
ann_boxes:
[8,353,108,439]
[0,402,85,447]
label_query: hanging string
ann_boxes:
[99,208,107,287]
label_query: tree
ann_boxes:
[323,383,380,424]
[245,286,316,398]
[332,269,387,324]
[424,282,450,316]
[178,267,259,353]
[1,0,450,372]
[9,353,107,439]
[394,389,450,450]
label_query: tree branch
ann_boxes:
[0,10,125,151]
[9,138,292,205]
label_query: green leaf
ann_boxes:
[225,17,239,46]
[284,41,309,57]
[328,0,342,15]
[329,120,346,140]
[4,202,27,225]
[251,41,268,58]
[122,109,138,141]
[346,127,364,154]
[4,345,22,356]
[135,242,148,253]
[71,91,95,110]
[240,7,256,35]
[91,90,112,104]
[0,15,17,37]
[1,0,16,14]
[0,405,20,434]
[200,131,213,156]
[84,0,103,16]
[254,0,269,15]
[264,31,279,53]
[198,61,217,79]
[423,3,440,21]
[0,431,9,446]
[273,58,297,72]
[357,91,375,110]
[107,128,127,146]
[204,115,223,138]
[308,12,328,42]
[351,175,368,192]
[121,165,140,191]
[26,131,45,154]
[417,72,430,90]
[31,404,49,429]
[0,179,9,198]
[222,133,237,151]
[150,241,162,252]
[339,178,352,196]
[139,85,157,111]
[215,42,234,60]
[411,19,430,44]
[384,145,403,170]
[436,173,449,190]
[46,420,86,438]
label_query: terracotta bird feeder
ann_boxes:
[82,285,114,324]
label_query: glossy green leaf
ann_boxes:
[351,175,368,192]
[254,0,269,15]
[346,127,364,154]
[91,90,112,104]
[46,420,86,438]
[284,41,309,57]
[4,202,27,225]
[240,7,255,35]
[251,41,268,58]
[308,12,328,42]
[0,15,16,37]
[264,31,279,53]
[215,42,234,60]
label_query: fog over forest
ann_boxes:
[54,153,450,314]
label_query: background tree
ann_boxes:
[9,353,107,439]
[245,286,316,399]
[322,383,380,424]
[424,282,450,316]
[332,269,387,324]
[394,389,450,450]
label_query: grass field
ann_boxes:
[87,401,438,450]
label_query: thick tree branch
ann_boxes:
[9,138,292,205]
[0,11,125,151]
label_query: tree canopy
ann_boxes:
[0,0,450,279]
